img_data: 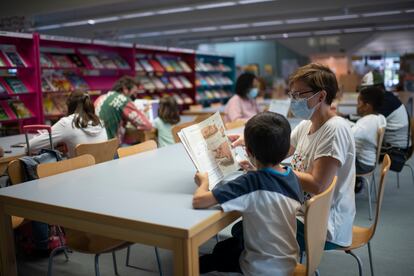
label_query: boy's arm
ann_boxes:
[192,172,218,209]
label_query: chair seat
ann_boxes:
[66,229,130,254]
[337,225,372,251]
[293,263,306,276]
[12,216,24,229]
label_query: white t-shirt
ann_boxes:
[28,114,108,157]
[291,116,356,247]
[352,114,387,167]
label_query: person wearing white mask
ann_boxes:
[229,63,356,252]
[224,72,260,122]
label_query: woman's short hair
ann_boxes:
[288,63,339,105]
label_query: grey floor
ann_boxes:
[17,157,414,276]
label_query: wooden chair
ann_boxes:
[37,154,129,276]
[74,138,118,164]
[117,144,162,275]
[172,121,197,143]
[117,140,157,158]
[210,102,222,108]
[357,127,385,220]
[225,119,246,130]
[336,154,391,276]
[194,114,213,123]
[189,104,203,111]
[396,117,414,187]
[293,177,337,276]
[7,160,25,229]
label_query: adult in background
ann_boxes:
[224,72,260,122]
[359,70,411,155]
[94,76,152,141]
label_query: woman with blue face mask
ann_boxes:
[224,72,260,123]
[229,63,356,254]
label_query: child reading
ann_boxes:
[193,112,303,276]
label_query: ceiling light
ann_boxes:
[219,23,250,30]
[362,10,401,17]
[93,16,120,24]
[61,20,89,27]
[196,2,236,10]
[87,20,95,25]
[162,29,189,35]
[343,27,373,33]
[285,17,319,24]
[137,32,162,38]
[283,33,288,38]
[322,14,358,21]
[120,12,156,19]
[238,0,275,4]
[33,24,63,31]
[156,7,193,14]
[405,9,414,13]
[251,20,283,27]
[191,26,218,32]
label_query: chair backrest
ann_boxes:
[74,138,118,164]
[375,127,385,165]
[8,159,24,185]
[37,154,95,178]
[369,154,391,240]
[304,177,337,276]
[171,121,196,143]
[189,104,203,111]
[408,117,414,159]
[117,140,157,158]
[211,102,222,108]
[225,119,246,130]
[194,114,212,123]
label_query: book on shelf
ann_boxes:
[3,50,26,67]
[66,73,89,90]
[43,95,67,115]
[87,55,105,69]
[4,77,28,93]
[149,59,164,72]
[0,82,8,95]
[8,100,32,118]
[160,76,174,89]
[139,76,156,90]
[41,77,54,92]
[0,54,6,67]
[178,60,192,73]
[43,73,73,92]
[51,54,75,68]
[182,94,193,104]
[139,60,154,72]
[179,76,193,89]
[150,76,166,90]
[67,54,85,68]
[178,112,240,190]
[157,57,174,72]
[99,54,118,69]
[170,60,183,72]
[170,77,184,89]
[40,53,54,68]
[114,56,130,70]
[173,94,184,105]
[135,61,144,72]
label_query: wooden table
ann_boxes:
[0,134,31,175]
[0,143,240,276]
[182,106,226,116]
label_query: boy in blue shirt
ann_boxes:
[193,112,304,276]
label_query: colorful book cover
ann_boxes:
[51,54,74,68]
[114,56,130,69]
[8,100,32,118]
[179,76,193,89]
[139,76,156,90]
[4,77,28,93]
[3,51,26,67]
[99,55,118,69]
[41,77,54,91]
[157,57,174,72]
[87,55,104,69]
[149,59,164,72]
[150,76,165,90]
[66,73,89,90]
[170,60,183,73]
[67,54,85,68]
[169,77,184,89]
[0,55,6,67]
[40,53,54,68]
[0,105,8,120]
[139,60,154,72]
[135,61,144,72]
[0,82,8,95]
[160,77,174,89]
[178,60,192,73]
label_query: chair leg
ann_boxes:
[112,251,119,276]
[315,269,320,276]
[47,246,67,276]
[367,178,373,220]
[125,245,131,266]
[155,247,163,276]
[346,250,363,276]
[94,254,101,276]
[397,172,400,188]
[215,234,219,243]
[371,174,377,203]
[368,242,375,276]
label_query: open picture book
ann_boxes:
[178,112,242,190]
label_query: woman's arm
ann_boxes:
[294,156,340,194]
[27,119,67,153]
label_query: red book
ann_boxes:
[149,59,164,72]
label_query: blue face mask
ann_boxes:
[247,88,258,99]
[290,92,320,119]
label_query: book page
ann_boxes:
[268,98,291,117]
[180,112,239,189]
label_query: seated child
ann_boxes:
[153,96,180,147]
[193,111,304,276]
[352,87,386,191]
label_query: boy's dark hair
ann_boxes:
[235,72,256,99]
[66,91,101,129]
[158,96,180,125]
[288,63,338,105]
[359,86,384,112]
[244,112,291,165]
[112,76,138,93]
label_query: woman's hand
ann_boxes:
[228,134,245,147]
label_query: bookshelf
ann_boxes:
[38,34,135,121]
[0,32,42,135]
[195,51,236,107]
[134,44,196,108]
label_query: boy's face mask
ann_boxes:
[247,88,259,99]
